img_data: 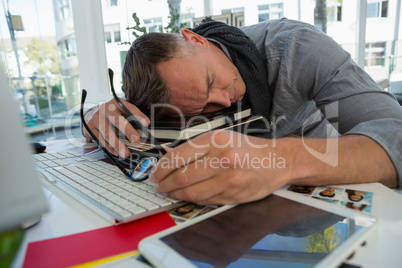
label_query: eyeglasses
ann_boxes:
[80,68,166,181]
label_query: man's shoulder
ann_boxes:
[241,18,326,54]
[241,18,316,34]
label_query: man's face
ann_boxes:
[157,30,246,116]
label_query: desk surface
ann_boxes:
[12,139,402,267]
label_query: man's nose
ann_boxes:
[208,89,231,108]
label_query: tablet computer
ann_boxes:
[139,189,377,268]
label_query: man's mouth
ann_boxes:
[231,88,238,104]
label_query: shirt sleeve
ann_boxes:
[283,21,402,186]
[345,118,402,186]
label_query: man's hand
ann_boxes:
[82,98,150,158]
[149,130,290,205]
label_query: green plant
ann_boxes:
[124,5,186,44]
[164,8,186,33]
[121,13,147,45]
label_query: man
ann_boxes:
[83,18,402,205]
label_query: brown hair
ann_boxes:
[122,32,190,119]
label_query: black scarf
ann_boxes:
[191,18,271,120]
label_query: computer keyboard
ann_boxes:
[33,150,184,224]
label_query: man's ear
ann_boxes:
[181,28,209,47]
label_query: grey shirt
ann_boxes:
[232,19,402,186]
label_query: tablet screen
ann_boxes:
[159,195,369,267]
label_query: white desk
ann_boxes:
[11,140,402,267]
[13,183,402,268]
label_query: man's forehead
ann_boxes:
[167,94,207,116]
[157,52,210,116]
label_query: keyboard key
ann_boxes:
[115,210,132,218]
[148,196,173,207]
[128,206,146,215]
[137,200,159,210]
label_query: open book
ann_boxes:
[135,106,260,141]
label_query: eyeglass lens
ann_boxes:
[131,157,158,180]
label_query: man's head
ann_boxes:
[122,29,246,119]
[122,32,185,119]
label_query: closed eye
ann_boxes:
[208,73,215,91]
[206,69,214,97]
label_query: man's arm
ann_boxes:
[285,134,397,188]
[268,19,402,185]
[149,130,397,206]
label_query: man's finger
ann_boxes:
[116,98,150,126]
[98,119,130,158]
[108,114,142,144]
[110,98,151,144]
[150,134,212,183]
[154,158,216,194]
[92,128,118,156]
[163,172,226,205]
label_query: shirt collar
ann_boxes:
[205,37,233,62]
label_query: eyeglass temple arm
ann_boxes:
[80,89,132,177]
[108,68,167,155]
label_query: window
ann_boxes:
[218,8,244,27]
[258,3,283,22]
[181,12,195,29]
[143,17,163,33]
[114,31,121,43]
[337,4,342,21]
[55,0,70,21]
[104,0,118,7]
[258,5,269,21]
[365,42,386,67]
[105,32,112,43]
[59,38,77,59]
[327,1,342,22]
[367,0,388,18]
[222,7,244,14]
[104,24,121,43]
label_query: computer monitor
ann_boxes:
[0,67,48,232]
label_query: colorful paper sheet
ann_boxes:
[23,212,175,268]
